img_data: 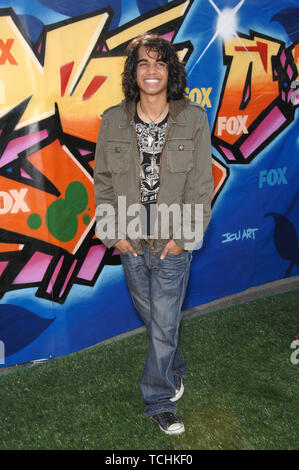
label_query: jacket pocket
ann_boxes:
[166,139,194,173]
[106,141,131,173]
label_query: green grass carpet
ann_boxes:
[0,289,298,450]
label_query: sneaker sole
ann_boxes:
[170,382,184,402]
[158,423,185,435]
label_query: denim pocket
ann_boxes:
[158,251,188,281]
[166,251,185,257]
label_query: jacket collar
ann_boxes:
[120,97,190,127]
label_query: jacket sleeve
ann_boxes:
[173,110,214,251]
[94,116,124,249]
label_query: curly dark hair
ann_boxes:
[122,33,186,102]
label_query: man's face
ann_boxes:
[136,45,169,99]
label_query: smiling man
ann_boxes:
[136,44,168,98]
[94,33,213,435]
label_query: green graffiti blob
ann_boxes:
[46,181,88,242]
[27,213,42,230]
[83,213,91,226]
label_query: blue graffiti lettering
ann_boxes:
[222,228,259,243]
[259,168,287,188]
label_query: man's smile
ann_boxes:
[144,79,160,83]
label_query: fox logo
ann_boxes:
[0,188,30,215]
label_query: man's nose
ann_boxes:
[148,63,159,73]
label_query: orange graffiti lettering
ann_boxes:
[0,38,17,65]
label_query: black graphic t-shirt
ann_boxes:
[135,112,168,236]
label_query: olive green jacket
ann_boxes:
[94,97,213,254]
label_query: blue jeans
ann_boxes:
[120,246,192,416]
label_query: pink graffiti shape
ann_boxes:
[0,130,48,167]
[13,251,53,284]
[244,84,250,103]
[280,49,286,68]
[20,168,33,179]
[77,244,107,281]
[240,105,287,159]
[59,259,77,298]
[0,261,9,277]
[286,64,293,80]
[281,90,286,102]
[78,148,93,156]
[219,145,236,161]
[160,32,175,42]
[46,255,64,294]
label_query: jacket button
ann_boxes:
[179,144,184,151]
[115,147,121,153]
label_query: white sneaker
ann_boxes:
[152,412,185,435]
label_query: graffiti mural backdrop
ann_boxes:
[0,0,298,366]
